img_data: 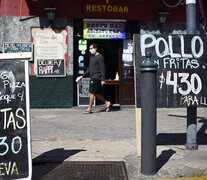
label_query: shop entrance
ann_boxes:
[74,38,135,105]
[87,39,121,105]
[73,19,135,106]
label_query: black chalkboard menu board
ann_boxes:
[37,59,66,77]
[0,60,31,179]
[134,34,207,107]
[3,42,33,53]
[77,78,95,106]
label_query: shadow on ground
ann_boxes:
[32,148,86,180]
[157,149,176,172]
[156,116,207,172]
[157,115,207,145]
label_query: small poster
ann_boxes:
[123,40,133,53]
[31,27,68,76]
[84,19,126,39]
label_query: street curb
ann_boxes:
[156,176,207,180]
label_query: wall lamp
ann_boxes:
[44,7,57,25]
[156,9,169,24]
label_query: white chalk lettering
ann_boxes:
[39,66,53,75]
[178,73,191,95]
[180,35,192,58]
[168,35,181,58]
[140,34,204,59]
[17,91,24,101]
[200,96,207,105]
[166,71,202,95]
[0,71,16,93]
[0,92,16,103]
[38,59,62,67]
[0,108,26,130]
[159,73,165,89]
[155,37,168,57]
[160,58,199,69]
[15,108,26,129]
[166,71,178,94]
[180,95,199,106]
[141,34,156,56]
[191,36,203,58]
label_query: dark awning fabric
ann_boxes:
[199,0,207,29]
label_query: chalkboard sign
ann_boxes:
[77,78,95,106]
[3,42,33,53]
[0,59,31,179]
[134,34,207,107]
[37,59,66,77]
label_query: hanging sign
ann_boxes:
[83,19,126,39]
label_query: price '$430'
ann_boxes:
[159,71,202,95]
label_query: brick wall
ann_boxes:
[29,76,73,108]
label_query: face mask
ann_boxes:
[90,48,96,55]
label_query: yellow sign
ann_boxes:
[86,0,128,13]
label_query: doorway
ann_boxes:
[73,19,136,106]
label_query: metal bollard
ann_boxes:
[187,106,198,150]
[140,52,158,175]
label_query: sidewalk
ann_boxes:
[31,106,207,180]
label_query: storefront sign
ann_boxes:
[84,19,126,39]
[86,0,128,13]
[31,28,68,76]
[86,4,128,13]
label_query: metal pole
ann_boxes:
[140,52,157,175]
[186,0,197,34]
[186,0,198,150]
[20,0,23,21]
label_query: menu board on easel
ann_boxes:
[77,78,95,106]
[0,54,32,179]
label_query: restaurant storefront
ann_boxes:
[0,0,193,108]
